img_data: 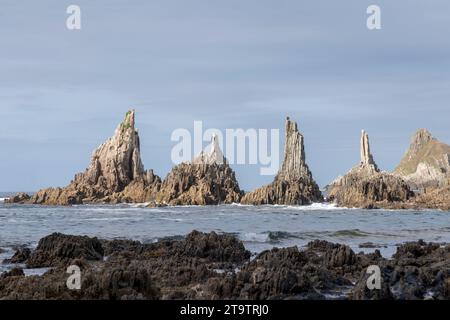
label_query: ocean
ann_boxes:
[1,198,449,261]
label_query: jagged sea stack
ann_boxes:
[327,130,412,209]
[13,110,162,205]
[241,117,323,205]
[394,129,450,189]
[156,135,243,205]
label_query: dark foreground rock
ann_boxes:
[2,247,31,264]
[0,232,448,300]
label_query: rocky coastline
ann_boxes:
[5,111,450,210]
[0,231,448,300]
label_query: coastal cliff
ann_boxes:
[10,110,161,205]
[241,117,323,205]
[156,135,243,205]
[394,129,450,189]
[327,130,412,209]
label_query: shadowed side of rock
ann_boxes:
[241,117,323,205]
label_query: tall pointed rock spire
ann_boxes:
[327,130,411,208]
[26,110,161,205]
[359,130,379,172]
[241,116,323,205]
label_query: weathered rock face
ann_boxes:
[26,233,104,268]
[327,130,412,209]
[17,111,161,205]
[352,240,450,300]
[156,135,243,205]
[411,182,450,211]
[394,129,450,189]
[241,117,323,205]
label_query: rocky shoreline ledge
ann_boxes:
[0,231,448,300]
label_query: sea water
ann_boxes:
[1,199,449,269]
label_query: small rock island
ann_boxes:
[9,110,161,205]
[327,130,412,209]
[241,117,323,205]
[156,134,243,205]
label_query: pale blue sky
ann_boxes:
[1,0,449,191]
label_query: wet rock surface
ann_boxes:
[3,247,31,264]
[0,231,447,300]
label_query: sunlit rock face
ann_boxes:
[156,134,243,205]
[241,117,323,205]
[26,110,161,205]
[394,129,450,190]
[327,130,412,209]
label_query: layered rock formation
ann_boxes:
[1,232,448,300]
[394,129,450,189]
[411,181,450,211]
[13,110,161,205]
[156,135,243,205]
[241,117,322,205]
[327,130,412,209]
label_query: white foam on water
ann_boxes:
[284,203,345,211]
[24,268,51,277]
[239,232,269,243]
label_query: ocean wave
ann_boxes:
[0,198,8,203]
[329,229,371,238]
[238,229,383,244]
[283,203,347,211]
[239,232,271,243]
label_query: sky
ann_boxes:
[1,0,449,192]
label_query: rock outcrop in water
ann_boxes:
[327,130,412,209]
[394,129,450,190]
[10,111,161,205]
[5,193,30,204]
[156,135,243,205]
[241,117,323,205]
[1,232,448,300]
